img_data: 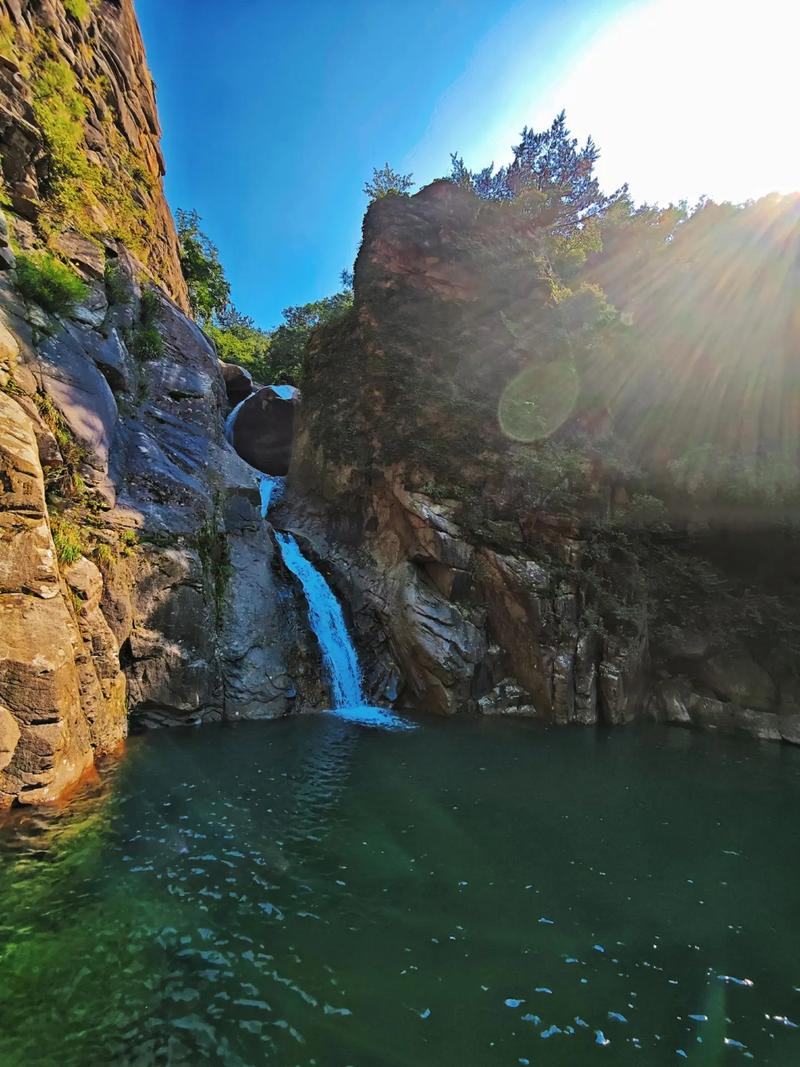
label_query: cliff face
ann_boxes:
[0,0,318,808]
[0,0,188,307]
[288,182,800,742]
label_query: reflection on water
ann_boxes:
[1,717,799,1066]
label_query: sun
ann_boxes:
[553,0,800,205]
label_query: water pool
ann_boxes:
[1,715,799,1065]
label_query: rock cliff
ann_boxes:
[0,0,312,807]
[1,0,798,810]
[286,181,800,743]
[0,0,188,305]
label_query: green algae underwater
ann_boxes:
[1,715,799,1066]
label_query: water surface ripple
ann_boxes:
[1,717,799,1066]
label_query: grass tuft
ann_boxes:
[52,517,84,565]
[14,253,88,316]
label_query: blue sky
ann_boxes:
[136,0,797,329]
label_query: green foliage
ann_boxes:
[34,390,99,505]
[119,529,139,556]
[275,290,353,385]
[15,35,158,279]
[175,209,230,324]
[196,520,231,622]
[104,261,130,306]
[614,492,668,528]
[450,111,627,234]
[509,443,592,511]
[31,58,88,198]
[207,307,272,383]
[13,253,88,316]
[667,446,800,510]
[92,542,115,568]
[364,163,414,201]
[175,205,351,386]
[129,287,164,360]
[52,518,84,565]
[63,0,92,22]
[0,15,17,59]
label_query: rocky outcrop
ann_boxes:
[0,230,319,805]
[286,181,800,741]
[221,362,254,408]
[0,387,125,804]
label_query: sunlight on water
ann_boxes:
[270,384,296,400]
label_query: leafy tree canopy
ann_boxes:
[174,207,354,386]
[175,208,231,324]
[269,290,353,384]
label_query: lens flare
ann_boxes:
[498,357,578,442]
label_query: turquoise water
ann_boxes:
[1,716,799,1066]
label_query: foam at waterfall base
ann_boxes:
[335,704,416,730]
[325,704,416,730]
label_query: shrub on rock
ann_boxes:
[13,253,88,317]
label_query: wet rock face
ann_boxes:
[230,387,298,476]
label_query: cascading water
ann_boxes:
[274,531,364,708]
[273,531,410,729]
[225,393,410,729]
[258,474,285,518]
[224,398,247,443]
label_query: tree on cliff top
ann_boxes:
[175,208,230,324]
[450,111,626,235]
[364,163,414,201]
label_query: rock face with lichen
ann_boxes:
[0,0,189,306]
[285,181,800,742]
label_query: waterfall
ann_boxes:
[274,531,364,707]
[224,398,247,443]
[226,403,409,730]
[274,530,412,730]
[258,474,285,518]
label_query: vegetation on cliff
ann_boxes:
[0,0,188,304]
[294,113,800,692]
[13,252,87,316]
[305,114,800,527]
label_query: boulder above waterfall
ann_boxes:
[229,385,299,476]
[220,362,254,407]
